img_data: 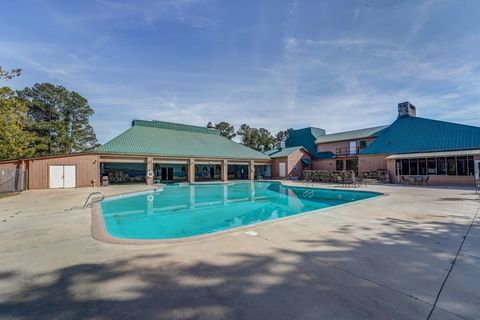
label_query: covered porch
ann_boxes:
[100,156,272,185]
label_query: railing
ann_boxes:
[335,147,359,157]
[83,192,105,209]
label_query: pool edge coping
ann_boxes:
[90,181,388,245]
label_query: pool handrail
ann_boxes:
[83,191,105,209]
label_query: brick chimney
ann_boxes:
[398,102,416,118]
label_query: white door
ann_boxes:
[49,165,76,188]
[63,165,76,188]
[279,162,286,177]
[49,166,64,189]
[475,160,480,180]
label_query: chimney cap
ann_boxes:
[207,121,216,129]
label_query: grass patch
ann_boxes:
[0,192,20,200]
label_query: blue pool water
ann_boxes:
[100,182,380,240]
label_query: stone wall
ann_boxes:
[302,170,356,183]
[302,169,390,183]
[359,169,390,183]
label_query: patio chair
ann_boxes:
[336,176,345,187]
[356,176,367,188]
[401,176,409,185]
[423,176,429,186]
[344,173,355,187]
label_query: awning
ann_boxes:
[302,158,312,164]
[386,149,480,160]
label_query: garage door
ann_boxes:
[49,165,76,189]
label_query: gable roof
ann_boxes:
[285,127,326,159]
[97,120,270,160]
[314,125,389,144]
[362,116,480,155]
[263,146,309,158]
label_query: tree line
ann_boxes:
[215,121,293,151]
[1,65,292,161]
[0,67,98,160]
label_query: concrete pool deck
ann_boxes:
[0,182,479,320]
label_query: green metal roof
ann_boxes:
[314,125,388,144]
[263,146,307,158]
[285,127,326,160]
[97,120,271,160]
[386,149,480,159]
[362,116,480,155]
[316,151,335,159]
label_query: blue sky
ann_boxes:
[1,0,480,143]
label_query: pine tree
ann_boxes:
[0,87,35,160]
[19,83,65,156]
[67,91,99,152]
[215,122,236,140]
[19,83,98,156]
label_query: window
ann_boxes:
[349,141,357,155]
[336,160,344,171]
[447,157,456,175]
[427,158,436,175]
[409,159,418,175]
[437,158,446,175]
[397,156,475,177]
[468,156,474,176]
[359,140,367,149]
[418,158,427,175]
[401,159,409,175]
[457,157,468,176]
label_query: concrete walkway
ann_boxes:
[0,183,478,320]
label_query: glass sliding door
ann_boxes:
[409,159,418,175]
[418,158,427,175]
[447,157,456,175]
[427,158,436,175]
[456,157,467,176]
[437,158,447,175]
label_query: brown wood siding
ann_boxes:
[0,162,19,171]
[312,159,335,170]
[358,155,387,172]
[316,137,376,154]
[28,154,100,189]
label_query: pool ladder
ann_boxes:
[83,192,105,209]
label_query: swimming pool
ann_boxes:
[100,182,381,240]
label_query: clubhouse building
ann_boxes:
[1,102,479,190]
[286,102,480,185]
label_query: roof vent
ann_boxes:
[207,122,216,129]
[398,102,416,118]
[276,141,285,150]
